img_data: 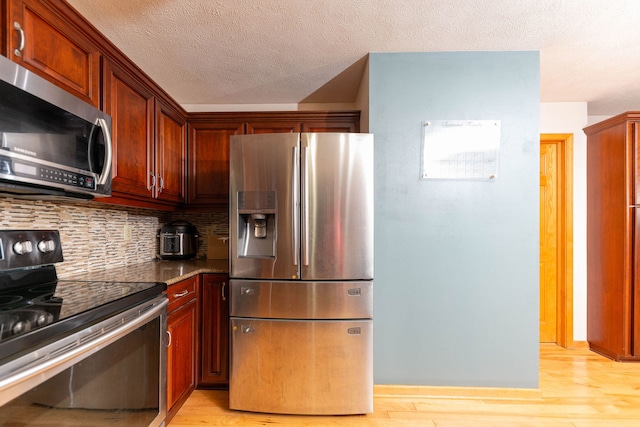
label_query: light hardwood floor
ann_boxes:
[170,343,640,426]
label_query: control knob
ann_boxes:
[12,320,30,335]
[37,239,56,253]
[13,240,33,255]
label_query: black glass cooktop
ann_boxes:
[0,265,166,363]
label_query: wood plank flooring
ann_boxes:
[170,343,640,426]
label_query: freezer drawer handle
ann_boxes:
[347,327,362,335]
[240,286,255,296]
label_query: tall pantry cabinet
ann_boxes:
[584,111,640,361]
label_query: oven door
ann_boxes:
[0,295,167,427]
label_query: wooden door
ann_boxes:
[540,142,558,342]
[540,134,573,347]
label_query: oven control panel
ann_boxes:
[0,230,63,270]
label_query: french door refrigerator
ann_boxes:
[229,132,374,415]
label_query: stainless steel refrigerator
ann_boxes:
[229,132,374,415]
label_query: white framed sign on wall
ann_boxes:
[421,120,501,181]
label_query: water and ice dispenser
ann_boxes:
[237,191,276,258]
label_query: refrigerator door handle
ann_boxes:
[301,143,309,267]
[292,145,300,267]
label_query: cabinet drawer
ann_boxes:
[167,276,197,312]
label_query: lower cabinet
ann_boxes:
[166,276,199,423]
[200,274,230,387]
[165,273,229,424]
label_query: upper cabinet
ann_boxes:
[186,111,361,209]
[187,121,244,208]
[246,120,300,134]
[3,1,361,212]
[6,0,101,108]
[3,0,188,210]
[102,59,186,208]
[103,58,155,201]
[156,100,187,205]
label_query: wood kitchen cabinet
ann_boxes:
[103,58,155,200]
[102,58,186,208]
[186,111,360,208]
[187,122,244,207]
[5,0,101,108]
[166,275,199,423]
[245,120,300,134]
[3,0,188,210]
[199,274,229,387]
[155,100,187,204]
[584,111,640,361]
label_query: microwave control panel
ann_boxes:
[0,155,96,191]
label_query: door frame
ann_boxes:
[540,134,574,348]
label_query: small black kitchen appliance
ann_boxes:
[158,220,199,259]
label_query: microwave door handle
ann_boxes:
[97,118,113,186]
[88,118,113,186]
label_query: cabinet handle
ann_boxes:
[173,289,189,298]
[291,146,299,267]
[166,330,172,347]
[221,282,226,301]
[13,22,25,57]
[301,143,309,267]
[157,174,164,194]
[147,172,156,191]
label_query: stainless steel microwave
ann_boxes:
[0,55,112,200]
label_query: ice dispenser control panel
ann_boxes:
[237,191,276,258]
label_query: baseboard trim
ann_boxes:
[572,340,589,349]
[374,384,542,400]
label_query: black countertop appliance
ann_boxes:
[158,220,199,260]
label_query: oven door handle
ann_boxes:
[0,296,167,407]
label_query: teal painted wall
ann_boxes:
[370,51,540,387]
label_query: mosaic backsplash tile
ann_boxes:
[0,197,228,277]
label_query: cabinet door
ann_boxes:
[156,100,186,204]
[246,121,300,134]
[188,123,243,206]
[167,298,198,418]
[7,0,101,107]
[103,59,155,200]
[200,274,229,386]
[302,121,358,133]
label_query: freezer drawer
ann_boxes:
[230,279,373,319]
[229,318,373,415]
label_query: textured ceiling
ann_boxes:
[66,0,640,115]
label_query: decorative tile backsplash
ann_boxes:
[0,197,228,277]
